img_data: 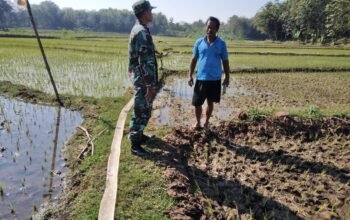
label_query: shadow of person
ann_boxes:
[207,128,350,185]
[143,133,301,220]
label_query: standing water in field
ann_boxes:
[0,96,83,219]
[151,75,252,126]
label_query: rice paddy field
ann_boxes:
[0,29,349,219]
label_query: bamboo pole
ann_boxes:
[24,0,64,106]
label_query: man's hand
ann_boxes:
[188,76,194,87]
[155,51,163,58]
[145,87,156,102]
[222,75,230,87]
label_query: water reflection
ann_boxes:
[0,96,83,219]
[151,76,252,126]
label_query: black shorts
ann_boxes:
[192,80,221,106]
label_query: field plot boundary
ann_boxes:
[230,67,350,73]
[98,98,134,220]
[177,51,350,57]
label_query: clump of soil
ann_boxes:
[149,116,350,219]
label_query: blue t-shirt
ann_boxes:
[193,36,229,81]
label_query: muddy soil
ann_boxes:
[148,76,350,219]
[147,116,350,219]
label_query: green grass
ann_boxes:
[115,113,174,219]
[59,96,173,219]
[116,136,173,219]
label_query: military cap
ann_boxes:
[132,0,156,15]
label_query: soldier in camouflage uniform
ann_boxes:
[128,0,158,156]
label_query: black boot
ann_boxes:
[131,141,148,157]
[141,134,155,144]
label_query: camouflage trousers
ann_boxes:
[129,86,153,143]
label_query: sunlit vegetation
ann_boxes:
[0,36,129,97]
[0,29,349,219]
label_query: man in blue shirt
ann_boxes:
[188,16,230,129]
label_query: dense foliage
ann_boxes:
[0,0,263,39]
[253,0,350,43]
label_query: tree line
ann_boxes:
[0,0,264,40]
[253,0,349,43]
[1,0,349,43]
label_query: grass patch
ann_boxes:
[115,124,174,219]
[0,80,173,219]
[62,95,134,219]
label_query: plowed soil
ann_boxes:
[147,116,350,219]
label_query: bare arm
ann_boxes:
[188,56,197,86]
[222,60,230,86]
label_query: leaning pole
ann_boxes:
[18,0,64,107]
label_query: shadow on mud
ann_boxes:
[144,116,350,219]
[144,137,299,219]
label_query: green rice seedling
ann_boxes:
[0,184,3,197]
[248,107,267,121]
[32,202,38,212]
[21,178,26,187]
[10,202,15,214]
[308,105,322,118]
[0,38,130,97]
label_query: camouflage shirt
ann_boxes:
[128,21,158,88]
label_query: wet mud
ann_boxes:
[147,117,350,219]
[148,75,350,219]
